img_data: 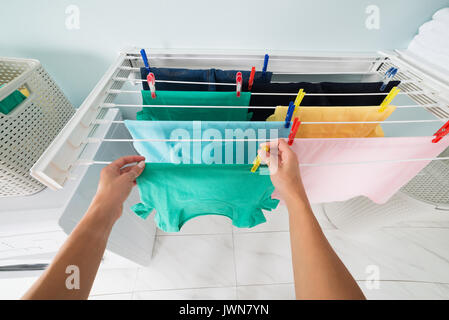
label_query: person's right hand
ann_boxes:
[258,139,307,201]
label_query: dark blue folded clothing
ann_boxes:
[213,69,272,91]
[140,67,272,92]
[248,81,401,121]
[140,67,215,91]
[248,82,328,120]
[319,81,401,106]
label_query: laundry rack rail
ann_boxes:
[30,47,449,191]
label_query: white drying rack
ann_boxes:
[30,47,449,190]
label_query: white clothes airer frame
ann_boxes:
[30,48,449,192]
[21,47,449,264]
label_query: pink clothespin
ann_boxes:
[432,120,449,143]
[288,117,300,146]
[147,73,156,98]
[236,72,242,97]
[248,67,256,91]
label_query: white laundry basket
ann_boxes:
[321,192,434,233]
[401,148,449,209]
[0,57,75,197]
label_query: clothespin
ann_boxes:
[284,101,295,128]
[248,67,256,90]
[380,67,398,91]
[288,117,300,146]
[251,144,270,173]
[147,72,156,98]
[432,120,449,143]
[140,49,150,71]
[236,72,242,97]
[382,67,394,80]
[294,89,305,109]
[262,54,269,77]
[378,86,400,112]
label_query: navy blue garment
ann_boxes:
[320,81,401,106]
[248,82,328,121]
[140,67,273,92]
[213,69,273,91]
[248,81,402,121]
[140,67,216,91]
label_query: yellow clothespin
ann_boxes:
[378,86,400,112]
[251,145,270,173]
[291,89,305,119]
[294,89,305,109]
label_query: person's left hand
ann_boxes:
[90,155,146,223]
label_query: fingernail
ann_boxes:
[138,161,145,168]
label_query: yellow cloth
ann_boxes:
[266,105,396,138]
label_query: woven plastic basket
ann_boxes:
[0,57,75,197]
[401,147,449,208]
[322,151,449,233]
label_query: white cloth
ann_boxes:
[408,40,449,71]
[408,7,449,72]
[413,34,449,55]
[433,7,449,22]
[418,20,449,42]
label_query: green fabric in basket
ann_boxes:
[136,90,252,121]
[0,85,27,115]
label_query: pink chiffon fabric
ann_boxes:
[272,137,449,204]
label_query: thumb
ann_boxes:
[277,139,295,161]
[277,139,290,152]
[122,161,145,182]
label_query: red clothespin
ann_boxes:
[432,120,449,143]
[248,67,256,90]
[236,72,242,97]
[288,117,300,146]
[147,72,156,98]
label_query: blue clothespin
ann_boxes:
[380,67,398,91]
[383,67,394,77]
[284,101,295,128]
[140,49,150,71]
[391,68,398,77]
[262,54,269,76]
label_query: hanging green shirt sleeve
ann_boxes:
[131,164,279,232]
[136,90,252,121]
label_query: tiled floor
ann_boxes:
[1,201,449,300]
[92,202,449,300]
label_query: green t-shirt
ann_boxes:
[132,163,279,232]
[136,90,252,121]
[0,85,26,115]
